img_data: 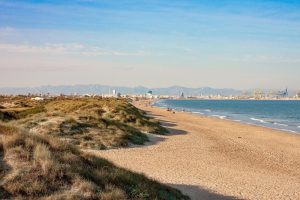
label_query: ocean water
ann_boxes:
[154,99,300,134]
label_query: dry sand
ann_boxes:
[88,101,300,200]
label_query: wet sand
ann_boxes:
[88,101,300,200]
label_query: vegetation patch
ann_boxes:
[0,97,166,149]
[0,107,46,122]
[0,125,189,200]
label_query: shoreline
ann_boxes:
[174,108,300,135]
[152,99,300,135]
[91,100,300,200]
[157,98,300,101]
[151,99,300,137]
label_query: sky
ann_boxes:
[0,0,300,90]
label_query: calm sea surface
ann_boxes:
[154,99,300,134]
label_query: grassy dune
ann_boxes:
[0,124,189,199]
[0,97,167,149]
[0,96,189,199]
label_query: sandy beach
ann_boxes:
[88,101,300,200]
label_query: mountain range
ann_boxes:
[0,85,243,96]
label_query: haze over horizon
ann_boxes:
[0,83,294,93]
[1,0,300,90]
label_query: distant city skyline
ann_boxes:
[0,0,300,90]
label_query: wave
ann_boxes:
[250,118,267,123]
[298,126,300,129]
[273,122,288,127]
[192,111,204,115]
[278,129,297,134]
[212,115,227,119]
[204,109,211,112]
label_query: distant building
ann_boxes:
[107,89,120,98]
[180,92,185,98]
[146,91,153,99]
[83,94,92,97]
[276,88,288,98]
[31,97,44,101]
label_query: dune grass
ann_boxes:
[0,106,45,122]
[0,124,189,200]
[0,97,167,149]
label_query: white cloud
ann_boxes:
[0,42,145,57]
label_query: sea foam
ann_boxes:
[250,118,267,123]
[278,129,297,134]
[273,122,288,127]
[192,111,204,115]
[212,115,227,119]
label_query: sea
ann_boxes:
[154,99,300,134]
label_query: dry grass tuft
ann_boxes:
[100,184,127,200]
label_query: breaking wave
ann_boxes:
[250,118,267,123]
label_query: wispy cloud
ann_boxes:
[0,26,16,36]
[0,43,145,57]
[219,54,300,64]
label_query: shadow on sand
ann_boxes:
[0,152,12,199]
[160,119,188,135]
[160,120,177,127]
[166,126,188,135]
[169,184,241,200]
[129,109,188,148]
[129,119,188,148]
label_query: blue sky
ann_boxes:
[0,0,300,89]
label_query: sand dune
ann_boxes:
[88,101,300,200]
